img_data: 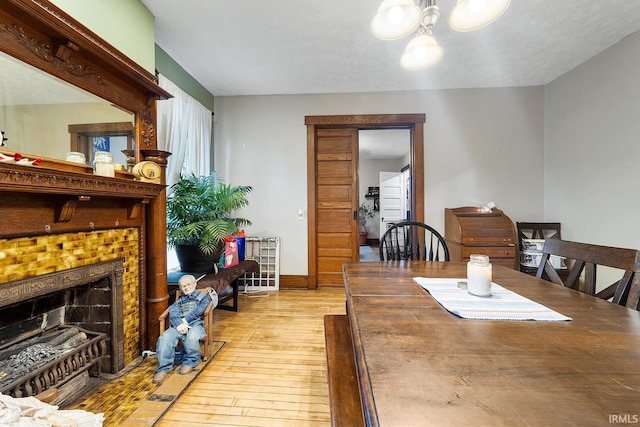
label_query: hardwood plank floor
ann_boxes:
[155,287,346,427]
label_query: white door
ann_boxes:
[379,171,406,236]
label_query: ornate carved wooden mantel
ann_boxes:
[0,0,172,352]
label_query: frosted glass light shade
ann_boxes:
[449,0,511,32]
[400,34,443,70]
[371,0,423,40]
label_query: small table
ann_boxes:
[168,260,259,311]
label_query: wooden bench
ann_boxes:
[324,314,365,427]
[168,260,260,312]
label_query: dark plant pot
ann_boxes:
[175,244,224,272]
[359,232,368,246]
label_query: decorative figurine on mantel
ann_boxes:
[1,131,7,146]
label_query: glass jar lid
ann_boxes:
[469,254,490,265]
[65,151,86,164]
[94,151,113,162]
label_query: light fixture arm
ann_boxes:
[418,0,440,34]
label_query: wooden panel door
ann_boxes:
[315,128,358,285]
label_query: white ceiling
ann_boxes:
[360,129,410,160]
[141,0,640,97]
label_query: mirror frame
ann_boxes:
[0,0,171,167]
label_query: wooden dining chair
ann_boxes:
[536,239,640,309]
[626,275,640,310]
[516,222,563,275]
[516,222,562,241]
[379,221,450,261]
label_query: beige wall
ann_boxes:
[215,87,545,275]
[5,103,132,160]
[545,31,640,251]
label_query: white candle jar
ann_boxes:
[65,151,86,164]
[94,151,115,177]
[467,254,492,297]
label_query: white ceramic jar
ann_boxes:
[467,254,492,297]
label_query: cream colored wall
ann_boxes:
[544,31,640,250]
[5,103,132,159]
[50,0,155,73]
[215,87,545,275]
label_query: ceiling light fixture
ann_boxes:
[371,0,511,70]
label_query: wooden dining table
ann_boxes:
[342,261,640,426]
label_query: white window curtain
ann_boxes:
[156,74,211,192]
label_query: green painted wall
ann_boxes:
[155,46,215,112]
[49,0,155,73]
[50,1,214,111]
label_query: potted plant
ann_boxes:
[166,173,253,271]
[359,202,375,246]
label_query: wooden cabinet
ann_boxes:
[444,207,517,269]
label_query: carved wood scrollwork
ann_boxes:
[0,163,164,199]
[57,199,77,223]
[128,201,149,220]
[141,107,156,148]
[55,196,93,223]
[0,18,106,88]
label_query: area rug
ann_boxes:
[360,245,379,262]
[68,340,226,427]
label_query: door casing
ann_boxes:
[306,114,425,289]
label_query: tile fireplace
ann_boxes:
[0,259,124,399]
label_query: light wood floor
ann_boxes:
[155,287,347,427]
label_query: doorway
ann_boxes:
[359,129,411,261]
[305,114,425,288]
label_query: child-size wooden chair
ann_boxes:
[158,287,215,360]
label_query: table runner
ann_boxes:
[413,277,572,321]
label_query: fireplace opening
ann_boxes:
[0,259,125,401]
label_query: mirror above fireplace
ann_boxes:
[0,0,171,169]
[0,49,134,165]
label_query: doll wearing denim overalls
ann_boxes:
[153,275,211,384]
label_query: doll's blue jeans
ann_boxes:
[154,323,205,374]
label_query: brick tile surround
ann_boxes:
[0,229,142,365]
